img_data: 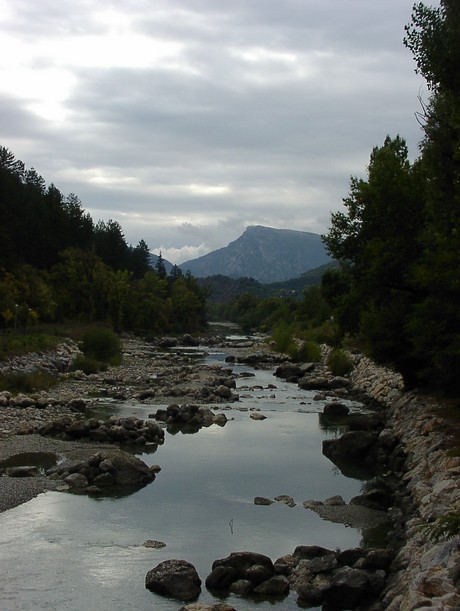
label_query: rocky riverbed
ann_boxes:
[0,334,459,609]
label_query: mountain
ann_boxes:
[180,225,332,283]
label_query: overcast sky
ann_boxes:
[0,0,434,264]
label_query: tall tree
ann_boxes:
[93,220,129,270]
[403,0,460,391]
[154,251,167,279]
[130,239,151,279]
[323,135,424,374]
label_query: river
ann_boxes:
[0,342,384,610]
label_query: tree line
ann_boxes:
[321,1,459,394]
[0,149,207,335]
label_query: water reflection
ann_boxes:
[0,344,386,610]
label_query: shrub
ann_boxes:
[271,323,296,355]
[293,340,322,363]
[80,327,122,365]
[327,348,353,376]
[70,355,108,375]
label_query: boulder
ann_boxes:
[274,494,296,507]
[346,412,386,431]
[322,566,372,608]
[215,385,232,399]
[228,579,253,595]
[64,472,89,488]
[322,431,378,461]
[145,559,201,601]
[323,402,350,418]
[205,565,239,590]
[293,545,336,561]
[274,363,303,380]
[254,496,274,506]
[208,551,275,588]
[47,449,156,491]
[253,575,289,596]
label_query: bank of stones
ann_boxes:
[329,351,460,610]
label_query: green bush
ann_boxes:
[271,323,296,355]
[293,340,322,363]
[327,348,353,376]
[70,355,108,375]
[80,327,122,365]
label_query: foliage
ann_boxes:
[420,510,460,542]
[80,327,122,365]
[271,322,297,354]
[293,340,322,363]
[326,349,354,377]
[201,265,335,308]
[70,354,108,375]
[0,333,60,360]
[321,1,460,394]
[0,146,208,337]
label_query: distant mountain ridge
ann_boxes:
[180,225,332,283]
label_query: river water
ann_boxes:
[0,345,382,610]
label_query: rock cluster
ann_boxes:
[150,403,228,430]
[146,547,393,608]
[0,397,80,437]
[288,545,393,608]
[38,414,165,446]
[0,341,81,377]
[206,551,289,598]
[275,347,460,609]
[47,448,158,494]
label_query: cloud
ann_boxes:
[0,0,430,258]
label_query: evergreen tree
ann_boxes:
[154,251,167,279]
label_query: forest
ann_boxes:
[319,1,460,394]
[0,149,207,337]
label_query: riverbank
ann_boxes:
[349,353,460,610]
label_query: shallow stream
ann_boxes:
[0,346,383,610]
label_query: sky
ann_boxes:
[0,0,434,264]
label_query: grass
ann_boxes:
[0,333,60,361]
[0,370,57,394]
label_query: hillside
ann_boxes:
[180,225,332,283]
[199,262,337,303]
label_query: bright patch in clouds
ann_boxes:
[187,184,230,195]
[0,0,427,257]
